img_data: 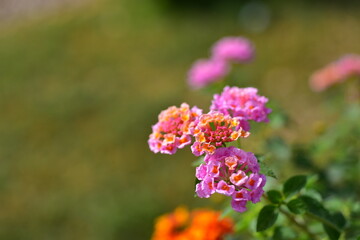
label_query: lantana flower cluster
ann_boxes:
[211,86,272,130]
[148,103,202,155]
[151,206,234,240]
[188,36,255,89]
[187,59,230,89]
[149,86,271,212]
[191,112,250,156]
[212,37,254,63]
[195,147,266,212]
[310,54,360,91]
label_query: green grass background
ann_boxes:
[0,0,359,239]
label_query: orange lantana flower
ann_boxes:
[151,207,234,240]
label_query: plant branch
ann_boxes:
[263,194,319,240]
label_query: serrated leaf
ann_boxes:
[287,198,306,214]
[267,190,283,204]
[257,205,279,232]
[283,175,307,198]
[258,158,277,179]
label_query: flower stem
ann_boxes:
[237,139,241,148]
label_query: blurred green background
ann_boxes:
[0,0,359,239]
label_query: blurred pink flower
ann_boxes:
[187,59,230,89]
[310,54,360,91]
[211,37,255,63]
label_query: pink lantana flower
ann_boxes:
[310,54,360,91]
[196,184,209,198]
[148,103,202,155]
[245,173,265,190]
[188,59,230,89]
[191,112,250,156]
[211,36,255,63]
[231,199,247,212]
[210,86,271,129]
[216,180,235,196]
[208,162,222,178]
[195,147,266,212]
[230,171,248,186]
[232,189,249,201]
[249,185,266,204]
[201,177,216,197]
[195,164,207,180]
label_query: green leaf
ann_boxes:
[272,226,285,240]
[323,224,341,240]
[302,189,322,202]
[269,111,289,129]
[299,195,331,220]
[298,196,345,239]
[331,212,346,228]
[299,195,344,238]
[194,177,200,186]
[283,175,307,198]
[267,190,283,204]
[220,205,234,219]
[257,155,277,179]
[286,198,306,214]
[272,226,296,240]
[209,122,216,131]
[191,157,205,167]
[257,205,279,232]
[323,212,346,240]
[291,145,315,170]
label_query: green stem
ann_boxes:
[237,139,241,149]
